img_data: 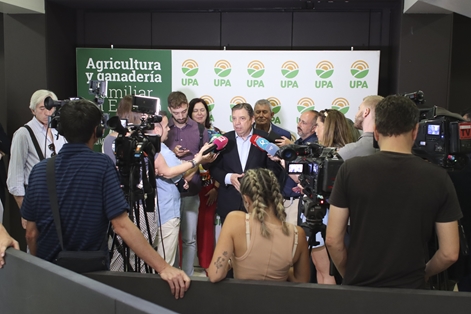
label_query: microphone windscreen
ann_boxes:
[214,136,228,151]
[265,143,280,156]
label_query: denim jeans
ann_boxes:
[175,194,200,276]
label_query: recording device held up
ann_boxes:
[405,91,471,169]
[280,143,343,247]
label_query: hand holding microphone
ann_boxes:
[250,134,280,156]
[202,135,228,155]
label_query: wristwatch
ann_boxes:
[190,159,197,168]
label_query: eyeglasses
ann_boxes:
[48,143,56,157]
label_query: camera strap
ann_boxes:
[23,125,45,161]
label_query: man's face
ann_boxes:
[155,116,170,142]
[32,100,55,126]
[168,103,189,125]
[232,108,254,138]
[354,102,366,130]
[297,112,316,139]
[254,104,274,127]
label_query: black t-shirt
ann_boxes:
[329,151,463,288]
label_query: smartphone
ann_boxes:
[179,147,187,151]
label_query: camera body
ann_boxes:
[282,143,343,238]
[413,106,471,169]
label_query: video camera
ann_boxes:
[280,143,343,245]
[407,91,471,169]
[107,95,162,212]
[45,80,108,131]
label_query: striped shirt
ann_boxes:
[21,143,127,262]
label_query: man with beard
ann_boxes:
[338,95,383,160]
[164,91,210,276]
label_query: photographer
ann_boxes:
[326,95,462,289]
[21,99,190,299]
[7,90,67,229]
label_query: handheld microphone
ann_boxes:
[265,143,280,156]
[202,136,228,155]
[209,133,223,143]
[250,134,270,151]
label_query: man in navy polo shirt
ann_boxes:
[21,99,190,299]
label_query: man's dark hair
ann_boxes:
[60,99,102,143]
[167,91,188,109]
[375,95,419,136]
[231,103,254,118]
[189,98,211,128]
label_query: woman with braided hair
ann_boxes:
[208,168,310,283]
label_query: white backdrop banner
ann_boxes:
[171,50,380,135]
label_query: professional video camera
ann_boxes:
[106,95,161,273]
[405,91,471,169]
[45,80,108,129]
[280,143,343,247]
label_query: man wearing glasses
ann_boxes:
[7,90,66,229]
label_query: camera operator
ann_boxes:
[152,110,215,265]
[326,95,462,289]
[7,90,67,229]
[21,99,190,299]
[337,95,383,160]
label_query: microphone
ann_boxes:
[265,143,280,156]
[250,134,270,151]
[202,136,228,155]
[209,133,223,143]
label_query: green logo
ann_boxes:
[229,96,246,109]
[181,59,199,77]
[214,60,232,77]
[331,98,350,114]
[267,97,281,115]
[297,97,315,113]
[247,60,265,78]
[281,61,299,79]
[201,95,215,112]
[350,60,369,79]
[315,60,334,79]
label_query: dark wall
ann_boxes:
[397,14,453,108]
[449,13,471,116]
[3,14,49,248]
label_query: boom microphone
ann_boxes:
[202,135,228,155]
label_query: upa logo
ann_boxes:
[331,97,350,114]
[214,60,232,87]
[267,97,282,125]
[247,60,265,88]
[200,95,216,122]
[280,61,299,88]
[350,60,369,89]
[297,97,315,113]
[181,59,199,86]
[315,60,334,89]
[229,96,247,122]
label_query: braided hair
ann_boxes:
[239,169,289,238]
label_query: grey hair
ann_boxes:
[254,99,272,113]
[30,89,58,111]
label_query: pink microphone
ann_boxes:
[202,136,228,155]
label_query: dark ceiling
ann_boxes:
[47,0,401,11]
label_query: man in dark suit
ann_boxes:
[211,103,283,224]
[253,99,293,141]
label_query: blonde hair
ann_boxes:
[239,168,289,238]
[318,109,354,148]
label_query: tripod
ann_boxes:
[109,143,157,273]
